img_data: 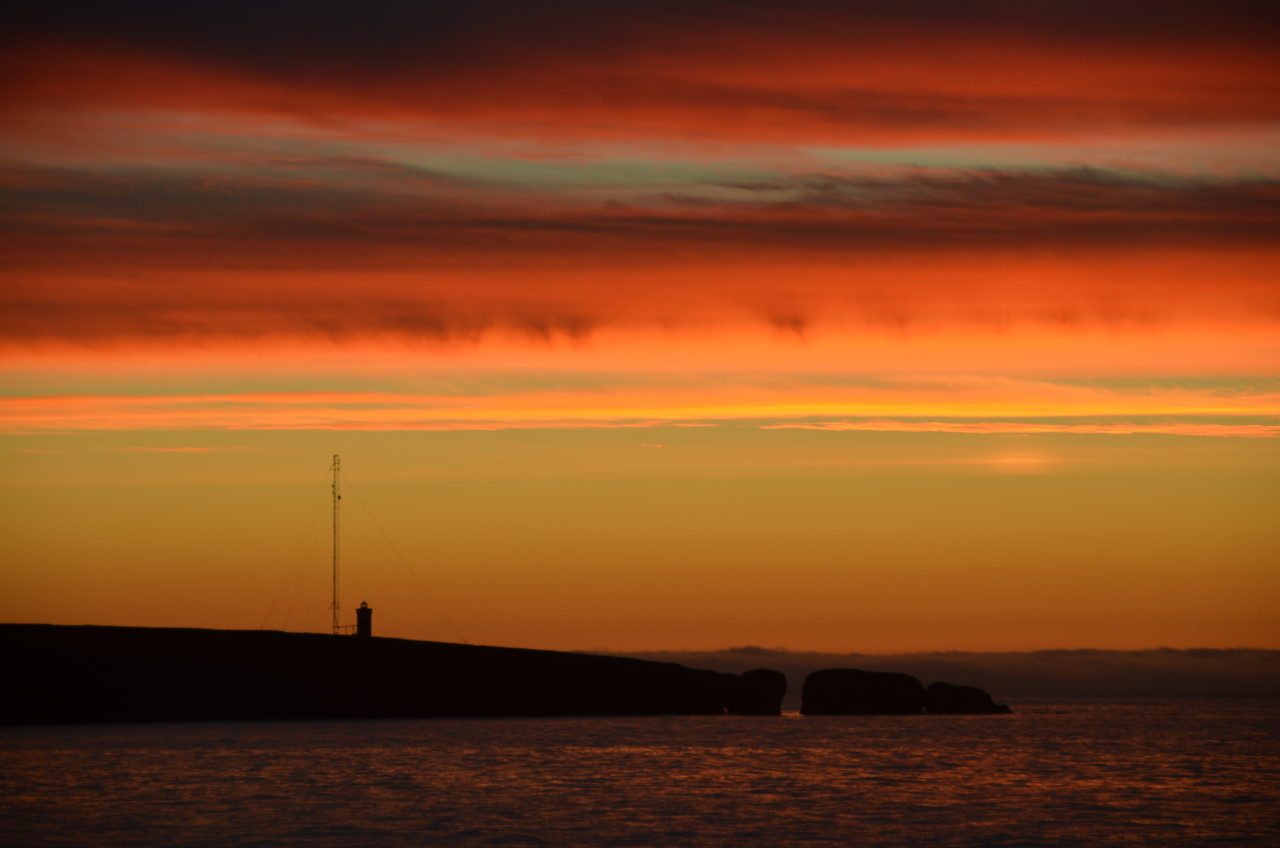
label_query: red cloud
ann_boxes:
[3,3,1278,145]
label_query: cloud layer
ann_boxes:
[6,1,1279,142]
[4,377,1276,435]
[2,2,1278,352]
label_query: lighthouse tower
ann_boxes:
[355,601,373,638]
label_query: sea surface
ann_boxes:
[2,698,1277,847]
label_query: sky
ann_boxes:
[1,1,1277,653]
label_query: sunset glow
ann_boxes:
[2,2,1277,652]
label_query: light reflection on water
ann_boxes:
[2,699,1277,847]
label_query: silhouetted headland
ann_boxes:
[0,624,786,725]
[2,625,1015,725]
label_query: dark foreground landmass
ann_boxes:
[0,624,786,726]
[2,624,1018,725]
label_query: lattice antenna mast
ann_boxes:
[331,454,340,635]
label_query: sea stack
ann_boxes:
[924,681,1012,714]
[800,668,1011,715]
[801,669,927,715]
[725,668,788,715]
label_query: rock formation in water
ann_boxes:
[801,668,927,714]
[0,624,786,725]
[801,668,1010,715]
[725,668,788,715]
[924,681,1012,714]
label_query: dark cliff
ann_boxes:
[1,624,785,725]
[801,668,1011,715]
[801,668,928,715]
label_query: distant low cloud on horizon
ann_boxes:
[609,647,1280,703]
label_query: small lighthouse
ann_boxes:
[355,601,373,638]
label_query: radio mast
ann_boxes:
[331,453,340,635]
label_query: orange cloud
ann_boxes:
[3,378,1276,434]
[3,248,1277,356]
[763,421,1280,438]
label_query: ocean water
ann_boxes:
[2,699,1277,848]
